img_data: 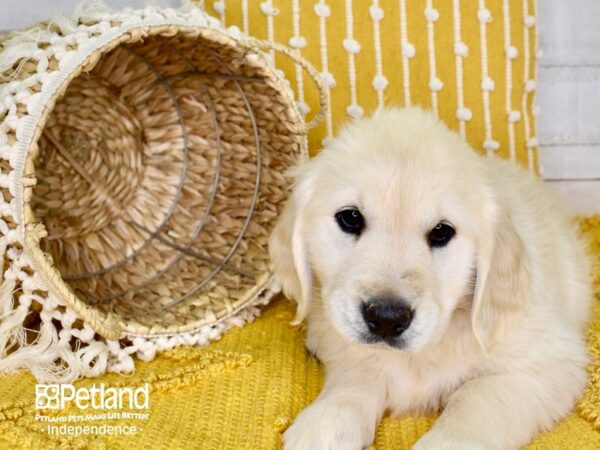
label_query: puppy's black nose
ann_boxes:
[361,299,413,339]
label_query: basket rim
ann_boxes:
[18,20,308,340]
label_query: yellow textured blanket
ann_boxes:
[1,217,599,449]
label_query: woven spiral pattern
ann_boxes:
[0,4,319,382]
[36,75,145,239]
[28,32,304,335]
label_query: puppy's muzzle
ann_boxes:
[361,298,414,339]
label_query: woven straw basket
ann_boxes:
[0,3,325,381]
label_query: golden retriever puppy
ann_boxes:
[269,107,591,450]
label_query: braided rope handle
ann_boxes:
[240,38,328,135]
[25,223,124,339]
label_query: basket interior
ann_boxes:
[28,30,303,335]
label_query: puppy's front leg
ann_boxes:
[283,365,386,450]
[413,370,583,450]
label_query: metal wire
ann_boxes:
[63,46,192,282]
[54,41,265,310]
[139,43,263,315]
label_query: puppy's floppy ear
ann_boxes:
[269,166,314,324]
[472,209,532,351]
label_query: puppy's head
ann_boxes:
[269,108,531,352]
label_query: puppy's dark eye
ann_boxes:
[428,222,456,248]
[335,208,365,235]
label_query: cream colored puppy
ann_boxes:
[269,107,591,450]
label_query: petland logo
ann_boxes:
[36,383,150,410]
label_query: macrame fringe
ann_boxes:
[0,0,281,383]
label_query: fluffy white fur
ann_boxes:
[269,108,592,450]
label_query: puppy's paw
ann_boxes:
[412,428,490,450]
[283,400,373,450]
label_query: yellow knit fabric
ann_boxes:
[0,217,599,449]
[205,0,539,170]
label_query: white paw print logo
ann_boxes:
[36,384,60,409]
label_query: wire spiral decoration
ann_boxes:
[30,32,311,333]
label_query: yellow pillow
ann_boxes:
[206,0,539,170]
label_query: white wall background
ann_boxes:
[537,0,600,214]
[1,0,599,213]
[0,0,179,32]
